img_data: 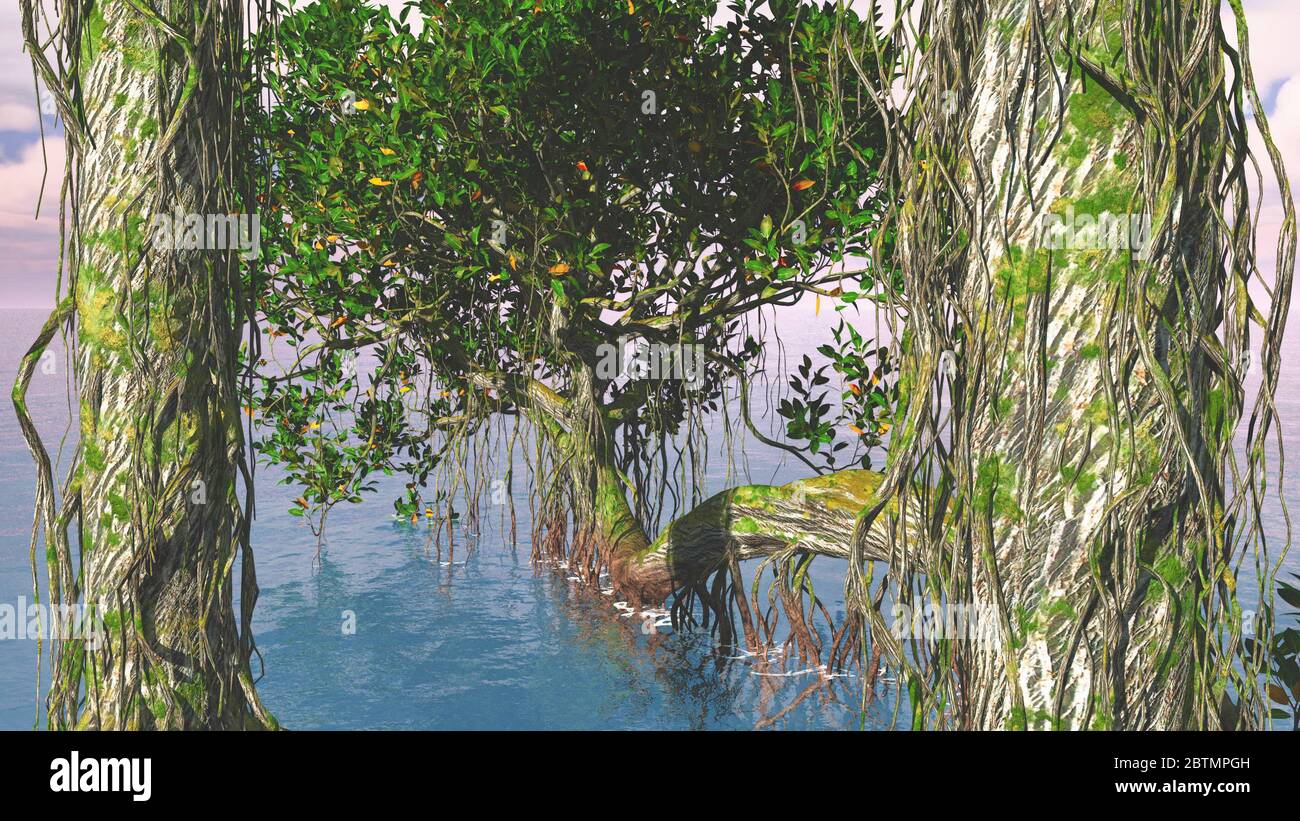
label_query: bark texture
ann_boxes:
[868,0,1250,729]
[21,0,273,729]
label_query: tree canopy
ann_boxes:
[249,0,896,532]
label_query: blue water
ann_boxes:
[0,307,888,729]
[1,305,1297,729]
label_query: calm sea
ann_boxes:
[0,303,1295,729]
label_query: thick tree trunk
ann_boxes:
[877,0,1237,729]
[61,0,271,729]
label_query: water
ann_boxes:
[1,304,1296,729]
[0,306,888,729]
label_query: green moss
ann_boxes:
[84,440,106,472]
[176,679,205,713]
[80,5,107,66]
[1154,553,1188,589]
[993,246,1055,332]
[1067,77,1125,138]
[975,456,1022,523]
[1084,395,1110,426]
[1043,597,1078,622]
[108,492,130,521]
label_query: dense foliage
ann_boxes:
[249,0,896,526]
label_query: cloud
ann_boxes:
[1230,0,1299,104]
[0,2,50,133]
[0,134,64,308]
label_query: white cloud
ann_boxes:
[0,134,63,227]
[1232,0,1299,101]
[0,2,52,132]
[0,134,64,307]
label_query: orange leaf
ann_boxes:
[330,315,348,329]
[548,262,570,275]
[471,189,482,201]
[576,160,589,172]
[791,178,815,191]
[848,424,864,435]
[508,253,518,271]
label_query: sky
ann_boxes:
[0,1,1296,313]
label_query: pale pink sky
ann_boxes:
[0,1,1296,314]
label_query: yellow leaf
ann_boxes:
[548,262,570,275]
[369,177,393,186]
[508,253,518,270]
[379,147,395,155]
[326,234,339,242]
[352,99,371,111]
[848,424,864,435]
[815,295,821,316]
[627,0,634,13]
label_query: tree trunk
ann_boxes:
[869,0,1264,729]
[28,0,274,729]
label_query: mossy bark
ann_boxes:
[58,0,272,729]
[879,0,1239,729]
